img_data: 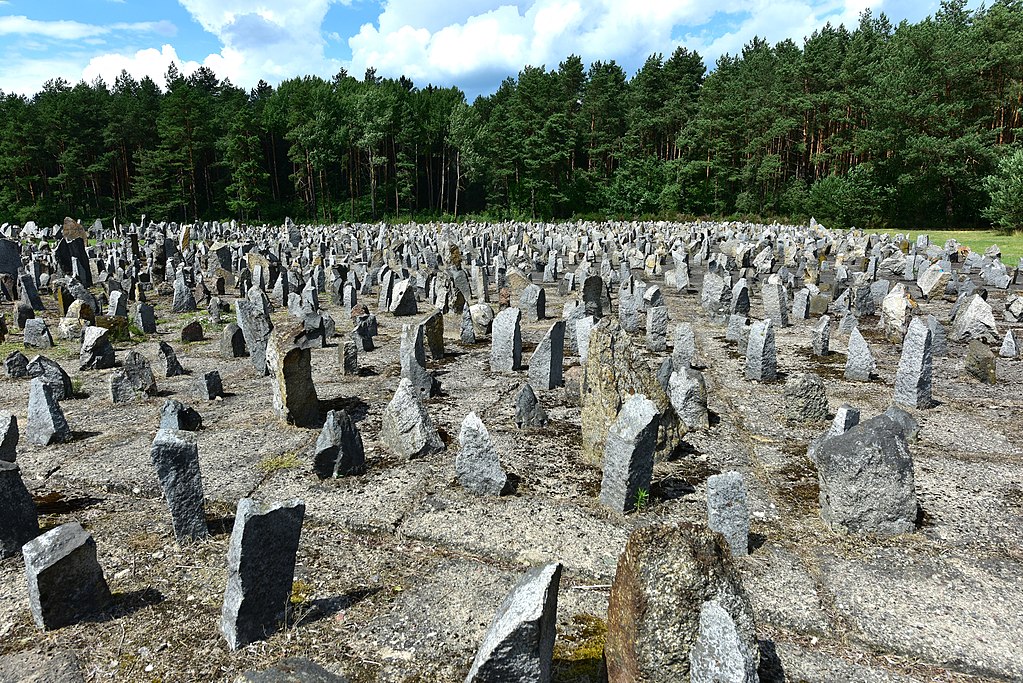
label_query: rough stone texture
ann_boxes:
[22,522,111,630]
[672,322,698,368]
[950,294,999,343]
[195,370,225,400]
[26,355,73,401]
[964,339,997,384]
[0,460,38,557]
[1000,329,1018,358]
[519,283,546,322]
[456,412,507,496]
[5,350,29,378]
[221,498,305,650]
[122,349,157,396]
[237,658,350,683]
[78,326,115,370]
[490,307,523,371]
[235,298,273,376]
[745,319,776,381]
[527,320,565,390]
[844,327,875,381]
[158,341,187,377]
[689,600,759,683]
[159,398,202,431]
[581,318,684,465]
[0,411,17,461]
[646,306,668,352]
[338,340,359,375]
[706,471,750,557]
[267,323,320,427]
[514,383,548,428]
[599,394,659,514]
[762,281,789,328]
[880,283,913,343]
[605,523,758,682]
[667,368,710,430]
[150,428,208,542]
[817,412,918,536]
[893,317,933,409]
[23,318,53,349]
[313,409,365,479]
[811,315,830,356]
[26,378,71,446]
[380,378,445,459]
[465,563,561,683]
[221,323,247,358]
[0,648,85,683]
[783,372,829,422]
[807,403,861,464]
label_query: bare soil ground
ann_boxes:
[0,256,1020,682]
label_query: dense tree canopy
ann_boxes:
[0,1,1021,230]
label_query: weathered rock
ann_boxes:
[79,327,114,370]
[22,319,53,349]
[880,283,914,343]
[221,323,247,358]
[380,378,445,459]
[235,298,273,375]
[266,323,319,427]
[220,498,305,650]
[646,305,668,352]
[811,315,830,356]
[844,327,875,381]
[26,378,71,446]
[491,307,523,371]
[762,281,789,327]
[519,283,546,322]
[236,658,350,683]
[5,350,29,378]
[783,372,829,422]
[893,317,933,409]
[1000,329,1019,359]
[744,319,776,381]
[668,368,710,430]
[151,429,208,542]
[181,320,204,343]
[581,318,684,465]
[159,398,202,431]
[338,340,358,375]
[514,383,548,428]
[807,403,861,464]
[313,410,365,479]
[22,522,111,630]
[817,411,918,536]
[605,523,758,681]
[689,600,760,683]
[172,274,197,313]
[465,563,562,683]
[122,349,157,396]
[158,341,187,377]
[706,471,750,558]
[964,340,997,384]
[456,412,507,496]
[0,411,17,461]
[26,355,73,401]
[950,294,999,343]
[400,323,437,398]
[527,320,565,390]
[195,370,224,400]
[0,460,38,557]
[599,394,659,514]
[131,301,157,334]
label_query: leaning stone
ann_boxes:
[490,307,523,371]
[159,398,202,431]
[313,410,365,479]
[964,340,996,384]
[581,318,684,464]
[221,323,247,358]
[79,327,115,370]
[266,323,319,427]
[605,523,758,682]
[26,355,73,400]
[893,317,933,409]
[5,350,29,378]
[783,372,829,422]
[668,368,710,430]
[0,461,38,558]
[151,429,208,542]
[158,341,187,377]
[380,378,445,459]
[515,383,548,428]
[465,563,562,683]
[195,370,224,400]
[690,600,759,683]
[527,320,565,390]
[456,412,507,496]
[220,498,305,650]
[599,394,659,514]
[844,327,875,381]
[0,412,17,461]
[816,411,917,536]
[706,472,750,557]
[22,522,111,630]
[744,319,776,381]
[26,378,72,446]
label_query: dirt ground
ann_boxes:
[0,228,1020,683]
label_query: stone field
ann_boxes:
[0,217,1020,682]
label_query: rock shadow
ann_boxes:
[292,587,381,628]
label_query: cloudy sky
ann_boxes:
[0,0,963,99]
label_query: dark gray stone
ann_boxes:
[150,429,208,542]
[527,320,565,390]
[181,320,204,342]
[26,355,73,401]
[893,317,932,409]
[131,301,157,334]
[599,394,659,514]
[456,412,507,496]
[783,372,829,422]
[338,340,358,375]
[465,563,562,683]
[491,307,523,371]
[22,522,111,630]
[221,323,247,358]
[160,398,202,431]
[220,498,305,650]
[79,327,114,370]
[514,383,548,428]
[668,368,710,430]
[235,298,273,375]
[122,349,157,396]
[158,341,187,378]
[5,350,29,378]
[195,370,224,400]
[237,658,350,683]
[26,378,71,446]
[313,410,365,479]
[811,315,830,356]
[22,319,53,349]
[0,411,17,461]
[0,460,38,557]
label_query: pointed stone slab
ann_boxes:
[380,378,444,460]
[456,412,506,496]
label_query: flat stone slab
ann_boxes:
[737,543,830,636]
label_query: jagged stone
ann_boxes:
[26,355,73,400]
[527,320,565,390]
[668,368,709,430]
[456,412,507,496]
[267,323,319,427]
[0,460,38,558]
[79,327,114,370]
[783,372,829,421]
[491,307,523,371]
[159,398,202,431]
[964,340,997,384]
[599,394,659,514]
[23,522,111,630]
[380,378,444,459]
[706,472,750,558]
[313,410,365,479]
[893,317,933,409]
[150,429,208,542]
[514,383,548,428]
[26,378,71,446]
[844,327,875,381]
[744,319,776,381]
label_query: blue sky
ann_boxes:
[0,0,965,99]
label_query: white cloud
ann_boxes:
[82,44,203,86]
[0,15,174,41]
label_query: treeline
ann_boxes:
[0,0,1021,229]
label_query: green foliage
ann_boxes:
[634,488,649,513]
[983,147,1023,234]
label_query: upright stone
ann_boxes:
[380,378,445,459]
[689,600,760,683]
[515,383,548,428]
[26,378,71,446]
[220,498,305,650]
[150,429,208,542]
[811,315,830,356]
[0,461,38,557]
[1000,329,1019,359]
[893,317,933,409]
[491,308,523,371]
[950,294,999,343]
[668,368,710,430]
[761,281,789,327]
[221,323,247,358]
[338,340,358,375]
[160,398,202,431]
[706,471,750,557]
[599,395,659,514]
[844,327,875,381]
[964,340,997,384]
[79,327,115,370]
[158,341,187,377]
[527,320,565,390]
[456,412,507,496]
[0,412,17,461]
[465,563,562,683]
[26,355,73,400]
[783,372,829,422]
[744,319,776,381]
[313,410,365,479]
[23,523,111,630]
[519,284,545,322]
[22,319,53,349]
[235,297,273,376]
[267,323,319,427]
[672,323,699,368]
[646,306,668,352]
